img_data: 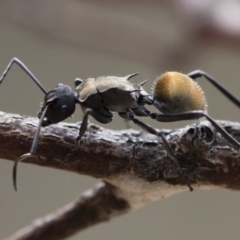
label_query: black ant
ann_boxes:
[1,58,239,192]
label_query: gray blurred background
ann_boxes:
[1,1,240,239]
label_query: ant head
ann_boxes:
[152,72,207,114]
[38,84,77,126]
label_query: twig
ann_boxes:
[4,182,130,240]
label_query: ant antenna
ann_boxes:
[0,58,47,94]
[0,58,51,191]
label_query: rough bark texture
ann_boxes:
[1,111,240,240]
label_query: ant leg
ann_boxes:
[0,58,47,95]
[151,110,240,149]
[118,112,132,129]
[78,109,90,140]
[65,107,112,160]
[131,118,193,191]
[187,70,240,108]
[13,105,49,191]
[124,119,132,129]
[65,109,90,161]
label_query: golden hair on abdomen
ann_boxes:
[152,72,207,114]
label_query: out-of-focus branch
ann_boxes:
[1,0,240,70]
[1,111,240,239]
[168,0,240,46]
[5,182,130,240]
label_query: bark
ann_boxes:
[1,111,240,240]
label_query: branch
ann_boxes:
[5,182,130,240]
[1,111,240,240]
[1,0,240,56]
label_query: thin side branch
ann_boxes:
[1,111,240,240]
[5,182,130,240]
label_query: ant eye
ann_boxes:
[61,105,67,113]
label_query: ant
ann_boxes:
[1,58,239,192]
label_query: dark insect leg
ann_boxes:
[65,108,91,161]
[124,119,132,129]
[13,105,49,191]
[131,118,193,191]
[0,58,47,95]
[79,109,90,138]
[187,70,240,108]
[151,110,240,149]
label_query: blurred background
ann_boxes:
[1,0,240,239]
